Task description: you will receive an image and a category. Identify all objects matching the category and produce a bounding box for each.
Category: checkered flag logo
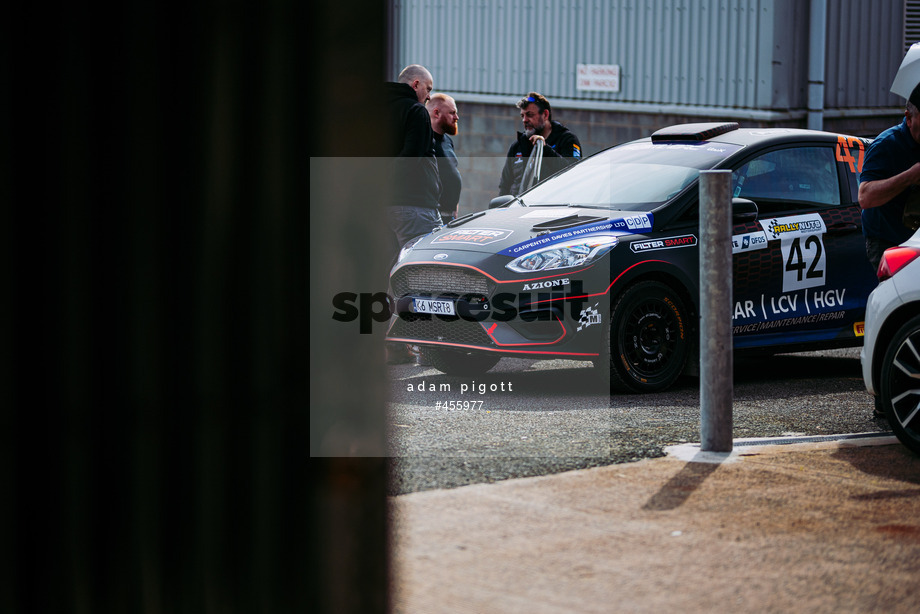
[577,302,601,331]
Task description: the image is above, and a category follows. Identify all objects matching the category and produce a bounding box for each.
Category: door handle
[827,223,857,235]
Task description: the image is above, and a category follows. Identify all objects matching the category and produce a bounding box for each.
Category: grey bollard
[699,170,733,452]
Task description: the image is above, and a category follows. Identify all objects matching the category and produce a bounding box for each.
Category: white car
[861,227,920,455]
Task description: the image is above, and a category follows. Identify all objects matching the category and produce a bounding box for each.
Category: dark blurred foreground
[3,2,320,612]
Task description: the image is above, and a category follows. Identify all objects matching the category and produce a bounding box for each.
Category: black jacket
[385,82,441,208]
[498,120,582,196]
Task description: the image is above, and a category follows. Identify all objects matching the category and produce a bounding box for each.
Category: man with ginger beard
[427,93,462,224]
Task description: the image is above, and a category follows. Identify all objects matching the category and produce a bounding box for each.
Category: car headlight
[397,235,426,263]
[505,236,618,273]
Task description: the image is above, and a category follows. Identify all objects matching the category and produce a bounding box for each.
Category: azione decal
[522,278,571,291]
[499,214,653,257]
[432,228,513,245]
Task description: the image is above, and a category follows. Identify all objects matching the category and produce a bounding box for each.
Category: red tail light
[878,245,920,281]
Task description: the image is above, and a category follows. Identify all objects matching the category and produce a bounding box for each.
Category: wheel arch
[872,300,920,393]
[610,263,699,326]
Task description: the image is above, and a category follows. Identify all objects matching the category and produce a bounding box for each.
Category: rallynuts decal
[759,213,827,293]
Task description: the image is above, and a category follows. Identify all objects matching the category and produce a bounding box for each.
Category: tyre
[603,280,690,393]
[879,314,920,455]
[424,347,501,376]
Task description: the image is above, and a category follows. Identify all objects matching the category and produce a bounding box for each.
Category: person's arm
[859,162,920,209]
[538,132,582,163]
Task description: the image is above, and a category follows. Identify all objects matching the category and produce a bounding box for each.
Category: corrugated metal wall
[390,0,904,112]
[825,0,905,109]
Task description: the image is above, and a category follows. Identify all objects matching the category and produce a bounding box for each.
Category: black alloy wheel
[605,280,690,393]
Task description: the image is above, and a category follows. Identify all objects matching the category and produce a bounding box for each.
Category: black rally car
[387,122,878,392]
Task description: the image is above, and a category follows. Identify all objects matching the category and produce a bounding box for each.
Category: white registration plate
[414,298,456,316]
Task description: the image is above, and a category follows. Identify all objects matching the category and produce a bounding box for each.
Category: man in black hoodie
[384,65,441,364]
[498,92,582,196]
[384,65,442,266]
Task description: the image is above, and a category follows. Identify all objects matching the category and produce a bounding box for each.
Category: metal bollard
[699,170,733,452]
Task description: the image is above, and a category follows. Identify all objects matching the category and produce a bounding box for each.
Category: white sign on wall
[576,64,620,93]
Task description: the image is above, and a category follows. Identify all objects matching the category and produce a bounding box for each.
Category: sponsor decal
[433,253,449,260]
[572,144,582,158]
[499,214,652,256]
[760,213,826,239]
[577,303,602,331]
[731,288,850,333]
[619,142,744,155]
[432,228,513,245]
[523,278,570,291]
[731,231,768,254]
[854,321,865,337]
[732,310,847,335]
[624,215,653,231]
[630,234,697,253]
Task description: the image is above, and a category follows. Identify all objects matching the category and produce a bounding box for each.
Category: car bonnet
[411,206,654,256]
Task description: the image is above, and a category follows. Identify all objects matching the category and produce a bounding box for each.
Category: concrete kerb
[666,431,898,464]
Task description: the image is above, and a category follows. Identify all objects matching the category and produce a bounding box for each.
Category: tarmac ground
[391,435,920,613]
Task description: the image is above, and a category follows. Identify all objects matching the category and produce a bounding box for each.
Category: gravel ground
[387,347,889,494]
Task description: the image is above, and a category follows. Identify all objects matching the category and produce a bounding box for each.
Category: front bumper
[386,262,606,358]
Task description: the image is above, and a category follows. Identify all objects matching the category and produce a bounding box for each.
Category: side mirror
[732,197,758,223]
[489,195,516,209]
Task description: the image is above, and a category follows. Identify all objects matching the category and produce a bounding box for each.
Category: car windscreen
[523,141,744,210]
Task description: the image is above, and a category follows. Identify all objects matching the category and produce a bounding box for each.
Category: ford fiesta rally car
[386,122,879,392]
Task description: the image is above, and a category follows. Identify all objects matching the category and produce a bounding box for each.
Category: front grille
[392,265,493,297]
[389,314,493,347]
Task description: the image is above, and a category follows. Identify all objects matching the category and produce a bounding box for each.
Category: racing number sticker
[781,234,826,291]
[760,214,827,292]
[835,136,865,174]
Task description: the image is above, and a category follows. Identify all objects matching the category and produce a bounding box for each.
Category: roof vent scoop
[651,122,740,143]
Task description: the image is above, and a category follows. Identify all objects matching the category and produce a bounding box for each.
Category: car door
[728,143,877,350]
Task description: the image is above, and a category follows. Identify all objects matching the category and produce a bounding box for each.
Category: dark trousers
[866,236,899,273]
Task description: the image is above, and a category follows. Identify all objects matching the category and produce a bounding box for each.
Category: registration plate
[414,298,456,316]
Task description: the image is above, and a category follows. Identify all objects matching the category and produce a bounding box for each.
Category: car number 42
[782,234,826,291]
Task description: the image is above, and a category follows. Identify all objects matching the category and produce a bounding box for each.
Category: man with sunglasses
[498,92,583,196]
